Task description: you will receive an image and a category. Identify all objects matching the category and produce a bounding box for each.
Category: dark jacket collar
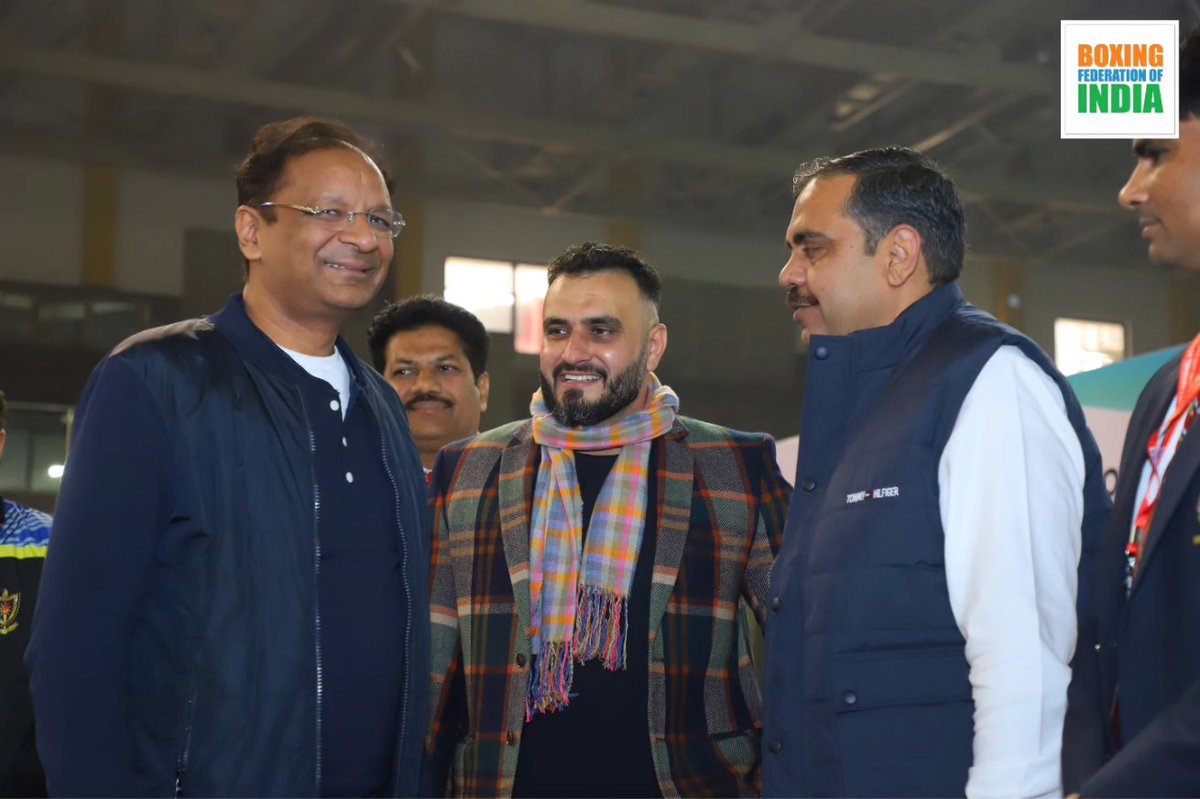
[807,282,965,372]
[209,293,370,395]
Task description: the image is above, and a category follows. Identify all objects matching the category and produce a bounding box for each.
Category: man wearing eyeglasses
[26,117,430,798]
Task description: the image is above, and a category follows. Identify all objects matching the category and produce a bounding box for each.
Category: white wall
[421,199,606,293]
[640,227,785,289]
[1,155,234,295]
[1,154,1191,360]
[116,169,232,295]
[1024,262,1175,355]
[1,155,84,285]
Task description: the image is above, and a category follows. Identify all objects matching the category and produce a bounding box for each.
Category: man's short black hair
[367,295,490,380]
[791,146,966,287]
[0,389,6,431]
[1183,26,1200,119]
[547,242,662,310]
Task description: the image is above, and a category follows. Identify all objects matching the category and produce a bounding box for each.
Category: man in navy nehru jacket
[761,147,1110,798]
[27,116,429,798]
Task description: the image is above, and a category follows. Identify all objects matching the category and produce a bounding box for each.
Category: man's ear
[235,206,263,262]
[645,322,668,372]
[884,224,923,287]
[475,372,491,415]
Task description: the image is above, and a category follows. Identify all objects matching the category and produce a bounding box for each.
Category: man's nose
[561,331,592,364]
[1119,162,1149,210]
[779,251,806,289]
[413,367,441,394]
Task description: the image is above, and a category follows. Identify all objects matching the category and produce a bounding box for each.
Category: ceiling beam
[0,126,1141,270]
[0,45,1115,212]
[385,0,1054,95]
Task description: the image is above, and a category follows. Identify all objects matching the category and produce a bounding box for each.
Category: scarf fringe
[573,584,628,670]
[526,586,629,720]
[527,640,573,720]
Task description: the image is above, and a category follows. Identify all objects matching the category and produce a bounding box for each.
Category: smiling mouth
[555,366,605,388]
[324,261,376,275]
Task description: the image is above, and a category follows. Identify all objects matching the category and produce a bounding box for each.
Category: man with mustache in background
[369,296,491,477]
[761,147,1110,798]
[426,241,791,798]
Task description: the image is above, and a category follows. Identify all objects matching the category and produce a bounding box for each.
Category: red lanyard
[1127,335,1200,585]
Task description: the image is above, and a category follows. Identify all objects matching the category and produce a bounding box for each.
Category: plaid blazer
[427,416,790,798]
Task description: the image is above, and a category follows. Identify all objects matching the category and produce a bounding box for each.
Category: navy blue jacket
[763,284,1108,797]
[1063,352,1200,797]
[26,295,430,797]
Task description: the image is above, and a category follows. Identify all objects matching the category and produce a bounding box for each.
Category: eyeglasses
[256,202,406,239]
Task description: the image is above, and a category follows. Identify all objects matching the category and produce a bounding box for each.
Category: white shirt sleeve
[939,345,1086,799]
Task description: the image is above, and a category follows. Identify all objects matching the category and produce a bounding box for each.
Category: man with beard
[368,296,490,476]
[761,147,1110,798]
[426,241,791,798]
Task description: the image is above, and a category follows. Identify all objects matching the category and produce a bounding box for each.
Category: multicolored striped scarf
[526,373,679,718]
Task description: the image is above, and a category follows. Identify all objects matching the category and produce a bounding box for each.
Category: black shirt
[512,449,662,798]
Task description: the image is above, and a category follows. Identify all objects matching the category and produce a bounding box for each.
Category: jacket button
[768,739,783,754]
[843,690,858,705]
[506,730,517,745]
[801,478,816,492]
[1094,643,1102,653]
[516,653,527,667]
[771,596,782,611]
[814,346,829,360]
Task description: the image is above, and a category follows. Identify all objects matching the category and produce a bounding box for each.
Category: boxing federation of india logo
[0,589,20,635]
[1061,20,1178,139]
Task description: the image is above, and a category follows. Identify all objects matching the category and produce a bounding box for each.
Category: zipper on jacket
[173,690,195,798]
[378,413,415,797]
[298,392,324,795]
[173,606,203,796]
[312,429,324,795]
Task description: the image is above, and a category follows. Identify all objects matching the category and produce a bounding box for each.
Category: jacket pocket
[829,646,973,797]
[710,727,761,795]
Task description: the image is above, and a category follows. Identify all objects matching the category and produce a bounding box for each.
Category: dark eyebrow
[391,353,461,365]
[583,316,622,330]
[787,230,830,250]
[1132,139,1168,157]
[542,315,623,332]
